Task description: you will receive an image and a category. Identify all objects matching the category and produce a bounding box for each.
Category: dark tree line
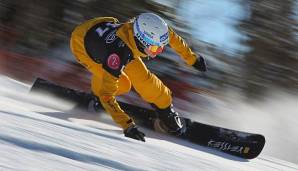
[0,0,297,98]
[240,0,298,98]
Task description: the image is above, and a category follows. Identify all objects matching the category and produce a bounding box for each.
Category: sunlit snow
[0,76,297,171]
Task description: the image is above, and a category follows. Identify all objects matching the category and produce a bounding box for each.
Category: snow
[0,76,298,171]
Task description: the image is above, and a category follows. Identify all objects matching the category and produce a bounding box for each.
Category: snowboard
[30,78,265,159]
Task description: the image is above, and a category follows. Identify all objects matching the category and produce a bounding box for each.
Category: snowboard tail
[30,78,265,159]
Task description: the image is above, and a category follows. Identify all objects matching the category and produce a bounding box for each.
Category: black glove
[124,125,146,142]
[192,55,207,72]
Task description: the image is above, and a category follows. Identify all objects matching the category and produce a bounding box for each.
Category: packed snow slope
[0,76,297,171]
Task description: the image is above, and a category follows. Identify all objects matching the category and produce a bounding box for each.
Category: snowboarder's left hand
[192,55,207,72]
[124,125,146,142]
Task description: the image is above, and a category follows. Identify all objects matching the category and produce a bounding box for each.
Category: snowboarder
[70,13,207,142]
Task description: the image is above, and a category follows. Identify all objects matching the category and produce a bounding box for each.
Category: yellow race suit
[70,17,198,130]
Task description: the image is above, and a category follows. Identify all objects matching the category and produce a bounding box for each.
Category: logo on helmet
[136,32,152,47]
[160,32,169,43]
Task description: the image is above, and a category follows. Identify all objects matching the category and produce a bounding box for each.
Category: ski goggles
[146,45,164,56]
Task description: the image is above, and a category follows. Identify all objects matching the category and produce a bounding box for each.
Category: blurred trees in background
[240,0,298,98]
[0,0,297,99]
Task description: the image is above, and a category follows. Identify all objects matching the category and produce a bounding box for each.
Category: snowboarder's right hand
[124,125,146,142]
[192,55,207,72]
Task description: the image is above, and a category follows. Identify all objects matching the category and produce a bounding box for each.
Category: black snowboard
[30,78,265,159]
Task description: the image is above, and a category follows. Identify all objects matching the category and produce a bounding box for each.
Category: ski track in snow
[0,76,297,171]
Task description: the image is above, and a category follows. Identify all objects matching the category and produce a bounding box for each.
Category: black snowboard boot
[155,104,185,135]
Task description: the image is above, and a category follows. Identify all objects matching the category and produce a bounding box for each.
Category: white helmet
[133,13,169,48]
